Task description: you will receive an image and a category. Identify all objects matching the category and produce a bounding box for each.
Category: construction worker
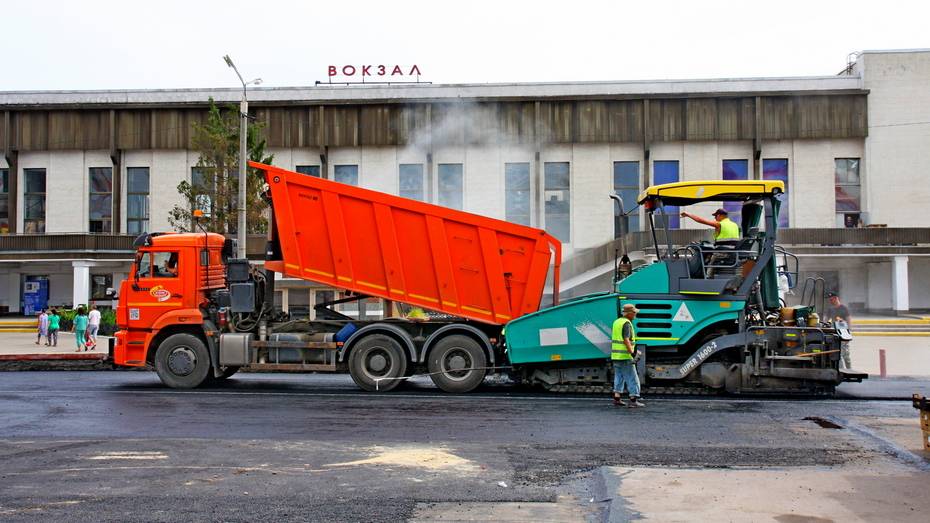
[827,293,853,369]
[611,304,645,408]
[680,208,741,244]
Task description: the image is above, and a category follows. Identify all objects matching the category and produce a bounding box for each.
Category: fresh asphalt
[0,371,926,522]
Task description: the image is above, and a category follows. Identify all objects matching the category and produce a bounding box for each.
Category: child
[47,309,60,347]
[72,306,88,352]
[36,308,49,345]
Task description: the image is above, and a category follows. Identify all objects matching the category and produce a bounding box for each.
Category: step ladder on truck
[112,164,866,395]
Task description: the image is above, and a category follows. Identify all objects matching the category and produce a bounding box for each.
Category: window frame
[543,161,571,242]
[0,168,8,233]
[399,163,425,201]
[652,160,680,229]
[23,168,47,233]
[88,167,114,233]
[504,162,532,226]
[295,165,321,178]
[126,167,150,234]
[613,161,640,236]
[834,158,862,227]
[437,163,464,210]
[334,164,359,186]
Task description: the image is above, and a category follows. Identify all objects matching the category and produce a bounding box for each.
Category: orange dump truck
[114,162,561,392]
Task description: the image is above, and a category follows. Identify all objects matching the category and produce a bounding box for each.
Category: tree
[168,98,273,234]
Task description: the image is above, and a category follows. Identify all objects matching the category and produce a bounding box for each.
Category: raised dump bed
[255,162,561,325]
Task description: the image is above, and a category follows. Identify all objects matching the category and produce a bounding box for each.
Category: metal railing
[559,227,930,282]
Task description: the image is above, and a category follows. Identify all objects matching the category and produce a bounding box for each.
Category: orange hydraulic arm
[252,162,561,325]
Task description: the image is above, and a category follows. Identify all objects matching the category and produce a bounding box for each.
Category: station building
[0,49,928,316]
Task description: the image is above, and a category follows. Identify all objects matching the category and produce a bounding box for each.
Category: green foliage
[58,309,76,322]
[100,308,117,326]
[168,98,274,234]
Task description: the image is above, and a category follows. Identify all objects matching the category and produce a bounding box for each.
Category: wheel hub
[443,349,472,381]
[167,347,196,376]
[368,353,388,373]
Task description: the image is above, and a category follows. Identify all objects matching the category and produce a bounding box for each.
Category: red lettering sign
[326,65,422,80]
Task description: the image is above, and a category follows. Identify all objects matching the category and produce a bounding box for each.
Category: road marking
[85,451,168,460]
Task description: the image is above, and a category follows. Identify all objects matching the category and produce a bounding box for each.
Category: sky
[1,0,928,91]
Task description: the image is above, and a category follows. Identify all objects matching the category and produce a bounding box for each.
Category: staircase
[853,317,930,337]
[0,317,39,333]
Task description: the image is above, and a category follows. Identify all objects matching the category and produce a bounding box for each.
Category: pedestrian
[47,308,60,347]
[72,306,88,352]
[36,308,50,345]
[827,293,852,369]
[87,304,101,343]
[611,303,645,408]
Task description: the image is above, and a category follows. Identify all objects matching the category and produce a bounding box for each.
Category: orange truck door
[124,250,187,327]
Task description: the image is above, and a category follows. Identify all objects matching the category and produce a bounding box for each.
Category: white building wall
[792,139,864,228]
[465,144,502,219]
[149,150,189,232]
[858,50,930,226]
[570,143,611,250]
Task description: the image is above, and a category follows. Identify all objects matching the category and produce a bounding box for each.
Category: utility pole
[223,55,261,259]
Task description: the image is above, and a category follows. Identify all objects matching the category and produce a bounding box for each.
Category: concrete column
[72,261,92,308]
[7,271,21,313]
[892,256,910,312]
[281,287,289,313]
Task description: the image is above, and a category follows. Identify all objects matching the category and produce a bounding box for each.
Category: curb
[0,353,107,362]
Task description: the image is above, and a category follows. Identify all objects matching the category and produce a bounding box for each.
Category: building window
[762,159,789,228]
[191,167,213,217]
[296,165,321,177]
[91,274,113,300]
[399,164,425,201]
[24,168,46,233]
[127,167,150,234]
[653,161,680,229]
[722,159,749,222]
[438,163,463,210]
[613,161,640,236]
[89,167,113,233]
[505,162,531,226]
[835,158,861,228]
[334,165,358,186]
[544,162,571,242]
[0,168,8,233]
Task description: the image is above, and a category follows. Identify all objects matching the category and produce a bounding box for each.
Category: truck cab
[113,232,229,380]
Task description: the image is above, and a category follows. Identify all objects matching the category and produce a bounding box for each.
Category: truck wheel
[348,334,408,392]
[427,335,487,393]
[154,333,211,389]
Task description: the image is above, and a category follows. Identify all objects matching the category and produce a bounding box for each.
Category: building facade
[0,49,928,315]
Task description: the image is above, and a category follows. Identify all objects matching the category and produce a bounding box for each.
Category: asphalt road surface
[1,372,927,522]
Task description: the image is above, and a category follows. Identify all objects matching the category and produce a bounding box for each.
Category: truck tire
[427,335,487,393]
[154,333,211,389]
[348,334,408,392]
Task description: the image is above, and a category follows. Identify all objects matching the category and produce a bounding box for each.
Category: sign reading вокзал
[327,64,423,81]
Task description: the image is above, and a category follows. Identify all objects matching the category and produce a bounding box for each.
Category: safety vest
[714,217,740,241]
[611,317,635,361]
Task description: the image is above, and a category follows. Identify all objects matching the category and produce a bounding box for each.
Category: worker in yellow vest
[680,208,741,244]
[611,303,645,408]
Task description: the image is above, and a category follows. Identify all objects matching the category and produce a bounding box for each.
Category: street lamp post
[223,55,261,259]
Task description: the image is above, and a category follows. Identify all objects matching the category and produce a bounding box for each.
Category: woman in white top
[87,304,101,342]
